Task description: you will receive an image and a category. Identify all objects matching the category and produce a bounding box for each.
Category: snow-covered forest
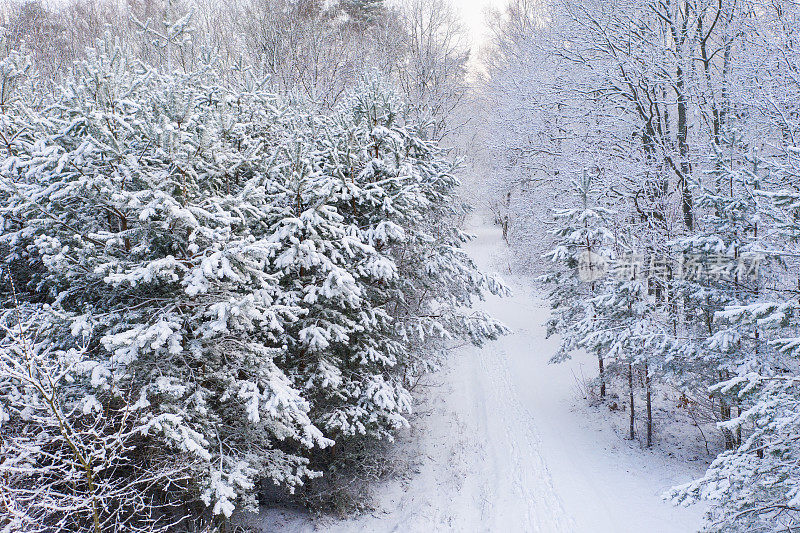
[482,0,800,530]
[2,0,800,531]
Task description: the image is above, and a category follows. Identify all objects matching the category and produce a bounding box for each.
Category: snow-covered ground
[244,218,707,532]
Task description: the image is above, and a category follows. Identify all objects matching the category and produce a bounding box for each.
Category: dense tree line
[483,0,800,530]
[0,2,506,531]
[0,0,468,139]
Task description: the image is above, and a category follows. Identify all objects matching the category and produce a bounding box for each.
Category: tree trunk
[628,362,635,440]
[598,352,606,400]
[502,191,511,243]
[717,372,735,449]
[676,63,694,231]
[735,405,742,447]
[719,398,735,450]
[645,362,652,447]
[720,398,735,450]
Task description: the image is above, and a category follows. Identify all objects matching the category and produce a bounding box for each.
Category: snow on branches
[490,0,800,528]
[0,38,505,530]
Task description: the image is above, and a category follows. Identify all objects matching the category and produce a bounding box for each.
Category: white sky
[450,0,508,54]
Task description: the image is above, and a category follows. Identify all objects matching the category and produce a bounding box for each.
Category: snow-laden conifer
[669,148,800,531]
[542,172,615,398]
[0,40,329,528]
[0,41,507,528]
[265,76,509,450]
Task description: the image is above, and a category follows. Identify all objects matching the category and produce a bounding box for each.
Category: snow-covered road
[249,219,706,532]
[453,220,706,532]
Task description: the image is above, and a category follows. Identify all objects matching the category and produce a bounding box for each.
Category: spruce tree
[543,171,615,399]
[670,146,800,531]
[266,76,509,463]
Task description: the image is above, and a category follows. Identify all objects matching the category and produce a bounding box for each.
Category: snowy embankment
[246,218,706,532]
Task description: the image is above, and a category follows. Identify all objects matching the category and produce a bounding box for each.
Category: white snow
[244,217,707,532]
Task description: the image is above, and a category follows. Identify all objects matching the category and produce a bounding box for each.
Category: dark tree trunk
[645,362,652,447]
[676,64,694,231]
[628,362,635,440]
[598,352,606,400]
[718,372,735,450]
[502,191,511,243]
[735,405,742,447]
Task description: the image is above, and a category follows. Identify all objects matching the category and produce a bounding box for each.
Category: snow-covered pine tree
[0,44,35,294]
[265,76,509,467]
[664,133,766,449]
[0,36,507,526]
[563,177,674,446]
[669,146,800,531]
[559,179,662,442]
[583,256,653,440]
[0,40,330,529]
[327,77,509,365]
[542,171,615,399]
[341,0,387,26]
[265,107,413,445]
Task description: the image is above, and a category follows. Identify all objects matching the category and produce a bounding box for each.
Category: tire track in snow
[467,318,575,532]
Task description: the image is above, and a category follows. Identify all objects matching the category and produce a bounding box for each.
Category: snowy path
[461,221,706,533]
[248,219,706,532]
